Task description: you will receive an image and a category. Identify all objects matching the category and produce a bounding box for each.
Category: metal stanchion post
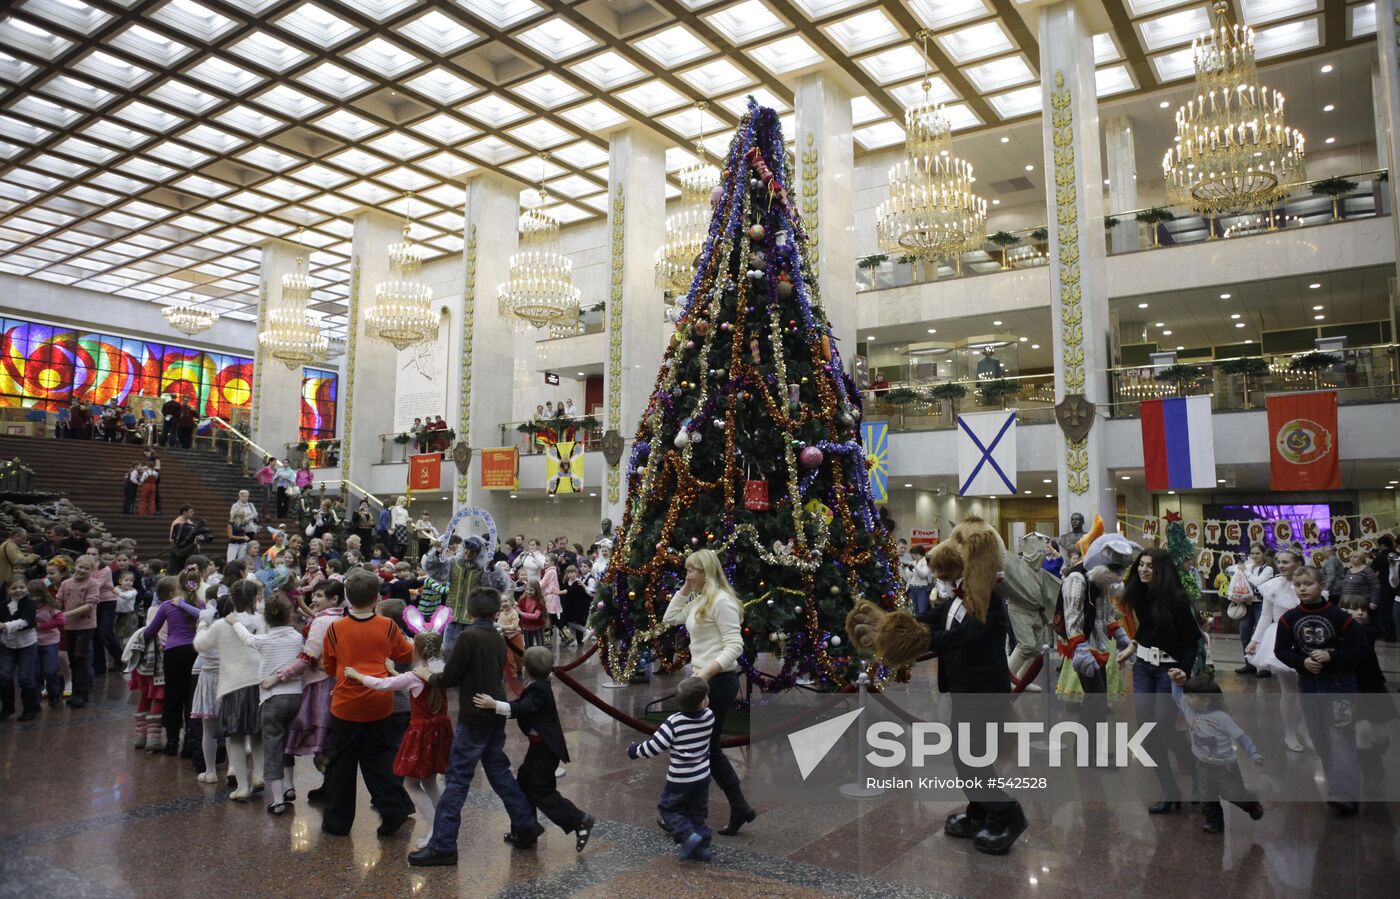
[1029,642,1066,754]
[839,672,884,799]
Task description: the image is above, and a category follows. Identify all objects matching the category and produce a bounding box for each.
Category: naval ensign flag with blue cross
[957,410,1018,497]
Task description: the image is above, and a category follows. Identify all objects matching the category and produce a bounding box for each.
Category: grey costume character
[1000,533,1060,691]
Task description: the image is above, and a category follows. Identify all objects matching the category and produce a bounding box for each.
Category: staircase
[0,434,260,563]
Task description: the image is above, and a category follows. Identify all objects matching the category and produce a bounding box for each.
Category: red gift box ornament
[743,464,770,511]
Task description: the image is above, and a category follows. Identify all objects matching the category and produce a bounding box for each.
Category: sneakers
[196,771,219,784]
[229,787,252,802]
[677,832,704,861]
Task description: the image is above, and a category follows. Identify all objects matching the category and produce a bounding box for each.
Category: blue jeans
[443,621,467,657]
[907,585,932,616]
[658,777,711,843]
[1238,602,1262,661]
[0,642,38,715]
[1299,673,1360,803]
[1132,660,1193,799]
[37,644,61,705]
[429,718,538,852]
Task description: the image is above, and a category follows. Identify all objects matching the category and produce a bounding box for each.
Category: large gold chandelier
[1162,0,1305,213]
[499,153,580,330]
[366,194,437,351]
[655,102,720,295]
[258,230,328,368]
[163,295,219,336]
[877,31,986,259]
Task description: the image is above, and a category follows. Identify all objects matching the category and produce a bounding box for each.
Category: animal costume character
[1054,533,1136,702]
[1002,533,1060,692]
[864,516,1029,857]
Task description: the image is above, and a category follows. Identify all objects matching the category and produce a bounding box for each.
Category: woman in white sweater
[662,548,755,836]
[194,580,265,800]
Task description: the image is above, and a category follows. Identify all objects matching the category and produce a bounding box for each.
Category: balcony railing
[498,417,604,456]
[864,345,1398,434]
[284,437,341,469]
[855,170,1389,292]
[1107,344,1399,417]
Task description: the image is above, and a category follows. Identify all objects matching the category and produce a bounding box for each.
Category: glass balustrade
[854,171,1389,292]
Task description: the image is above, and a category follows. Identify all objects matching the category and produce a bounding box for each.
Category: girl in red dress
[344,629,452,849]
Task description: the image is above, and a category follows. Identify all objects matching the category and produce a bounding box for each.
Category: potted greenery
[1135,208,1176,247]
[392,433,411,444]
[1155,363,1202,397]
[1289,351,1341,389]
[929,381,967,425]
[1217,357,1269,409]
[1104,216,1120,230]
[856,253,888,289]
[987,231,1020,269]
[1309,176,1359,222]
[1030,227,1048,245]
[884,387,924,406]
[896,253,924,283]
[977,378,1021,408]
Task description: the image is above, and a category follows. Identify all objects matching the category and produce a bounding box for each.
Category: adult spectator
[178,402,197,449]
[169,505,203,574]
[60,522,93,557]
[255,456,277,519]
[1371,535,1398,642]
[0,530,38,583]
[58,555,100,708]
[144,450,163,514]
[273,459,297,518]
[227,490,258,562]
[161,395,182,447]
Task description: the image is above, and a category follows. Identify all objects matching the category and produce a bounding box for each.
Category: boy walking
[319,569,417,836]
[473,646,594,852]
[409,587,541,867]
[628,676,715,861]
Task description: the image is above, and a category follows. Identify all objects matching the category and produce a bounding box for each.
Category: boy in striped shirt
[627,676,715,861]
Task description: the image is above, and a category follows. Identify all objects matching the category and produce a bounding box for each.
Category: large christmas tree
[592,103,904,691]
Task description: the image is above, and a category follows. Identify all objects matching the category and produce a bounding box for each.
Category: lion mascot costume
[844,516,1029,856]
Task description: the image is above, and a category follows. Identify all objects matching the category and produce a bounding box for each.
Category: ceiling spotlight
[992,199,1001,205]
[1320,64,1333,73]
[1019,336,1028,342]
[1162,329,1172,335]
[992,320,1002,326]
[1000,136,1010,143]
[1235,322,1246,328]
[1030,343,1040,349]
[1217,479,1226,484]
[1138,302,1149,308]
[1314,314,1325,320]
[1120,475,1131,481]
[1309,282,1321,289]
[1230,313,1241,319]
[1024,164,1034,171]
[1175,346,1184,351]
[1219,292,1231,299]
[1154,322,1165,327]
[903,483,913,488]
[1324,137,1335,144]
[927,328,937,334]
[1167,490,1176,495]
[1043,478,1052,483]
[1103,179,1110,185]
[1323,104,1334,112]
[1158,100,1170,108]
[576,371,585,375]
[1312,304,1323,311]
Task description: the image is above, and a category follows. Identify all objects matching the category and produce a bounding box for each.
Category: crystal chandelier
[366,194,438,351]
[1162,0,1305,213]
[655,103,720,295]
[162,296,219,336]
[876,31,987,259]
[499,153,580,330]
[258,229,328,368]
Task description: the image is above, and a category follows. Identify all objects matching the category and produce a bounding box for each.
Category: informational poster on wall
[393,324,449,431]
[910,528,939,548]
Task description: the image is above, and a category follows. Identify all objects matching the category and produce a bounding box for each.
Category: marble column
[1103,115,1139,253]
[457,173,526,525]
[792,72,856,361]
[342,210,402,497]
[600,127,668,523]
[1375,9,1400,273]
[1039,1,1116,533]
[249,240,305,461]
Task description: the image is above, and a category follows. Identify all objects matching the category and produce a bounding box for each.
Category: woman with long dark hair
[168,505,202,574]
[1121,547,1200,814]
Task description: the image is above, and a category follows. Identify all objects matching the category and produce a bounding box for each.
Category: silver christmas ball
[689,429,702,445]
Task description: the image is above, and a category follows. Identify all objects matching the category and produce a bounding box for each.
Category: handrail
[311,477,387,511]
[1102,169,1387,224]
[209,416,279,464]
[1105,342,1399,374]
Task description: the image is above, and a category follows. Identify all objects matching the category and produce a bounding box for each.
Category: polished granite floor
[1,635,1396,899]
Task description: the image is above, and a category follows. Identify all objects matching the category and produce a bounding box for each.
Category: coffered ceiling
[0,0,1374,340]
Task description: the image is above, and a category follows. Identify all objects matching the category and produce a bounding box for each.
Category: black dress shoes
[407,847,458,867]
[1234,663,1256,675]
[944,809,987,839]
[973,806,1028,855]
[717,805,756,836]
[507,822,545,849]
[1148,800,1183,814]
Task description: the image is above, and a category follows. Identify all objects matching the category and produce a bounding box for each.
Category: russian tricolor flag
[1140,396,1217,491]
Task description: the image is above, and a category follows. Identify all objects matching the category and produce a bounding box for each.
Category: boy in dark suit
[474,645,594,852]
